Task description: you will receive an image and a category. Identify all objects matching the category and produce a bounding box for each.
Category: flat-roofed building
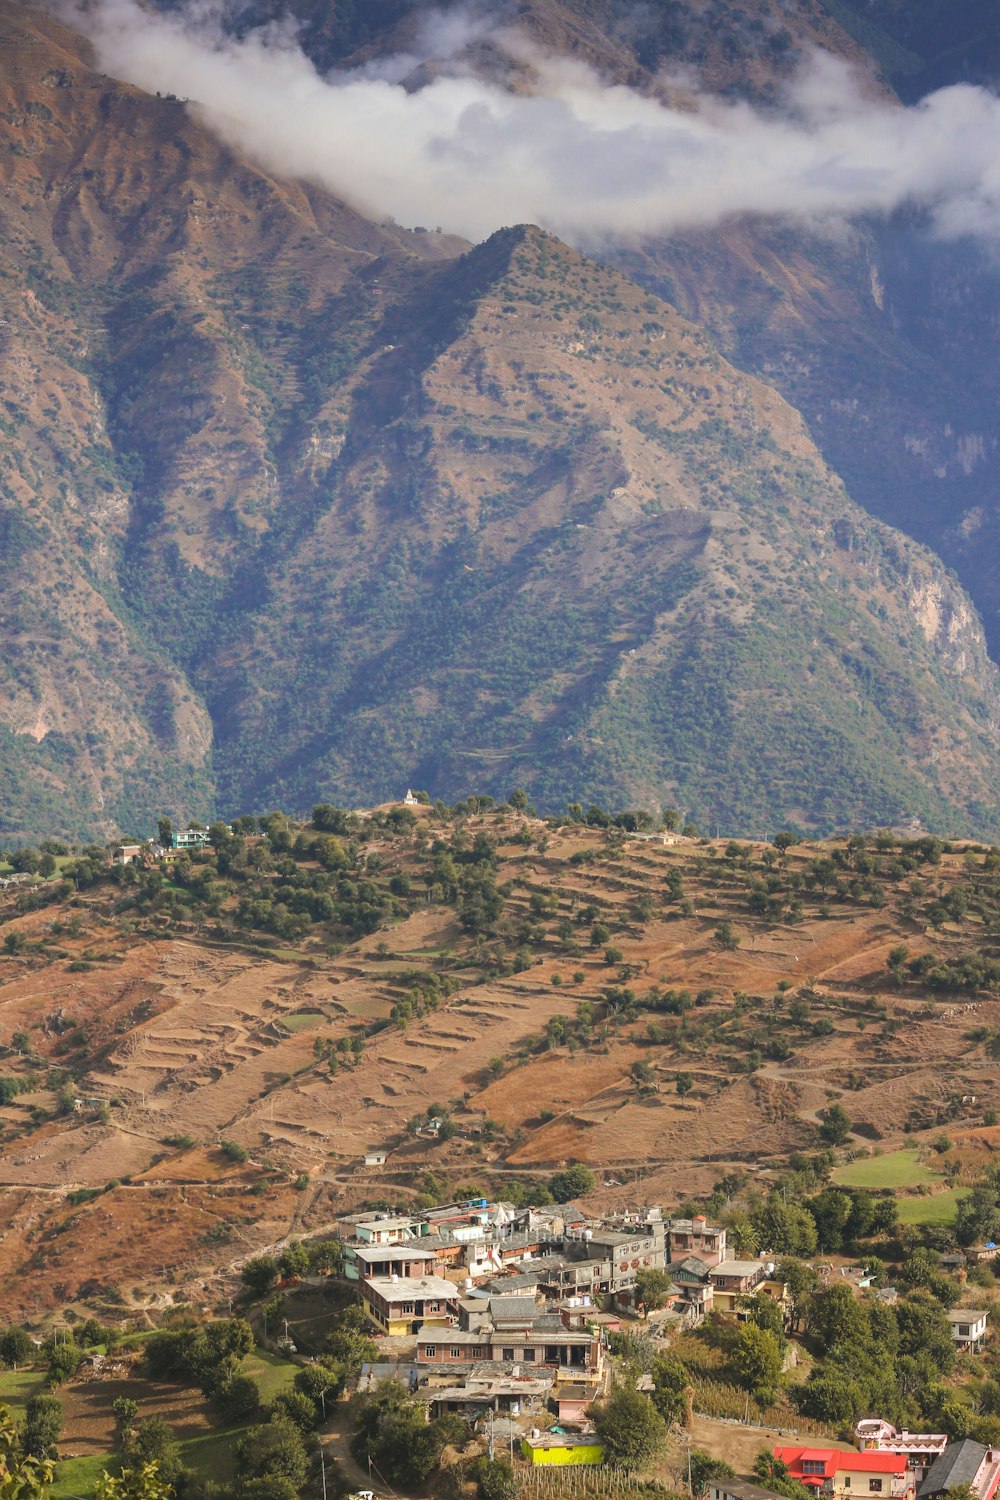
[361,1274,456,1335]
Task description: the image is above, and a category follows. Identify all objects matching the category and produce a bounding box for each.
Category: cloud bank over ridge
[62,0,1000,245]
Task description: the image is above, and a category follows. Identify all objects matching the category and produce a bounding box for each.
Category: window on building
[959,1326,970,1337]
[843,1478,851,1489]
[869,1481,883,1492]
[425,1347,437,1359]
[502,1348,515,1361]
[523,1349,535,1361]
[803,1462,826,1476]
[450,1347,462,1359]
[400,1303,414,1314]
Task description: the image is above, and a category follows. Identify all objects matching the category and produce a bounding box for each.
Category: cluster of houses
[329,1197,995,1470]
[333,1199,792,1463]
[112,828,212,867]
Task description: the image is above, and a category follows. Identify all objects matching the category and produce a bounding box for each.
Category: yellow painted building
[522,1435,605,1467]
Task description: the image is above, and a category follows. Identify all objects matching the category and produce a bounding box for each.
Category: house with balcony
[947,1309,989,1352]
[709,1258,769,1314]
[855,1421,947,1486]
[361,1274,456,1335]
[344,1243,441,1282]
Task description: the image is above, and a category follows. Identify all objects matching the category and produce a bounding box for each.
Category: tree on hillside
[651,1354,690,1425]
[472,1455,517,1500]
[548,1164,595,1201]
[818,1104,852,1145]
[691,1451,736,1494]
[241,1255,278,1298]
[0,1327,34,1369]
[734,1323,783,1397]
[590,1388,667,1473]
[635,1270,674,1311]
[235,1416,308,1490]
[22,1395,62,1460]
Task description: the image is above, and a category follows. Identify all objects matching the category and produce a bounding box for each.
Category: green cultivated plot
[832,1149,938,1190]
[0,1368,45,1419]
[895,1188,963,1225]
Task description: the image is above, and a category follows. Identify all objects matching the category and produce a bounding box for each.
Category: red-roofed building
[775,1447,914,1500]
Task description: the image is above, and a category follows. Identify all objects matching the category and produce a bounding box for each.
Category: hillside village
[4,800,1000,1494]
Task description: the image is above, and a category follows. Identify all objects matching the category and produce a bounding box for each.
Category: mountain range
[4,0,1000,840]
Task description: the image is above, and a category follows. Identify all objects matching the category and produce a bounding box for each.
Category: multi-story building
[947,1309,989,1352]
[855,1421,947,1487]
[709,1259,769,1314]
[361,1274,456,1335]
[666,1214,728,1267]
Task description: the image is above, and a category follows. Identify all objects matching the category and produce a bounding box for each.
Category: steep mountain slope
[280,0,1000,664]
[4,0,1000,838]
[0,0,455,839]
[208,224,1000,835]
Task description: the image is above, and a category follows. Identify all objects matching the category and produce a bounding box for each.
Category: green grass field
[280,1011,326,1032]
[895,1188,963,1225]
[242,1350,297,1402]
[0,1368,47,1420]
[51,1451,113,1499]
[832,1149,939,1190]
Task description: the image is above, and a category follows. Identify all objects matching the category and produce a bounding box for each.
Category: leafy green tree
[955,1185,1000,1247]
[0,1414,52,1496]
[325,1306,377,1375]
[691,1451,736,1493]
[818,1104,852,1145]
[22,1395,62,1461]
[714,921,740,950]
[130,1419,184,1488]
[276,1241,310,1279]
[113,1397,138,1443]
[795,1363,868,1426]
[752,1197,817,1256]
[241,1255,278,1298]
[548,1164,595,1201]
[590,1388,667,1473]
[235,1416,308,1489]
[635,1270,674,1311]
[734,1323,783,1395]
[269,1390,318,1432]
[742,1293,786,1348]
[95,1465,173,1500]
[214,1374,260,1424]
[0,1328,34,1369]
[776,1258,817,1330]
[808,1187,853,1251]
[43,1337,81,1386]
[651,1354,690,1425]
[472,1455,517,1500]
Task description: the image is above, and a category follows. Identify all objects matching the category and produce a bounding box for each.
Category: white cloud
[58,0,1000,244]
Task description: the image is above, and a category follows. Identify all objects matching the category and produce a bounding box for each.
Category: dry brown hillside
[0,805,998,1318]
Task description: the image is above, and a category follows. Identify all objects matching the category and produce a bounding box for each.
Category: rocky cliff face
[2,0,1000,839]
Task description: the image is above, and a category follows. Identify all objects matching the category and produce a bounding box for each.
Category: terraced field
[0,808,998,1312]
